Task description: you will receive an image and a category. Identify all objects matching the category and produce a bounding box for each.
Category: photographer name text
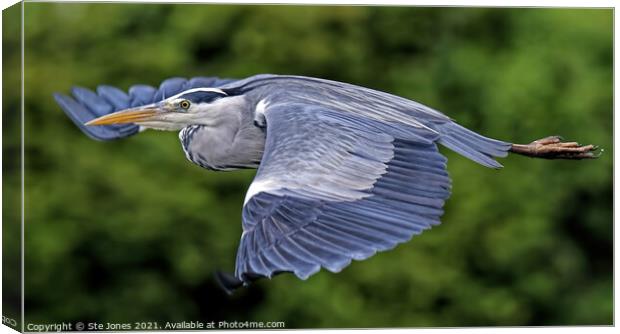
[26,320,286,331]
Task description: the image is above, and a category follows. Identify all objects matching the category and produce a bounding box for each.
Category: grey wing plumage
[234,74,512,168]
[54,76,236,141]
[235,103,453,284]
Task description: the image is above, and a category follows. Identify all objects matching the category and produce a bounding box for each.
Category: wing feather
[54,76,237,141]
[234,103,451,284]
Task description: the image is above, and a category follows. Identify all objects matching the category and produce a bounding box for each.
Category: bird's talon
[511,136,600,160]
[594,149,604,158]
[534,136,562,145]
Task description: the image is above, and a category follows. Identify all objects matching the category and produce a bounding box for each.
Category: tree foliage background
[2,3,613,327]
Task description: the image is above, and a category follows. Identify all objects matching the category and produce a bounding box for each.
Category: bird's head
[86,88,235,131]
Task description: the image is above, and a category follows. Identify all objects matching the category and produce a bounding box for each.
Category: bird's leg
[510,136,600,160]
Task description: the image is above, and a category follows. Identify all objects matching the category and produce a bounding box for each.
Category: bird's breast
[179,125,217,170]
[179,123,265,171]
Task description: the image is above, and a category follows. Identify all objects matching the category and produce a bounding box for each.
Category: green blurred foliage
[2,3,22,328]
[2,3,611,327]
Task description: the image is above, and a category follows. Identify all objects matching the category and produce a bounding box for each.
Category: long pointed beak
[85,104,161,126]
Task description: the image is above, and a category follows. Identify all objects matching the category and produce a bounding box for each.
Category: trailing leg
[510,136,600,160]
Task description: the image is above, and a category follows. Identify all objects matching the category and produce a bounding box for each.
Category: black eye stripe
[178,91,226,104]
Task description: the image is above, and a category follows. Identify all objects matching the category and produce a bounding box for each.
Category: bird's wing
[229,75,511,168]
[234,103,452,284]
[54,77,236,141]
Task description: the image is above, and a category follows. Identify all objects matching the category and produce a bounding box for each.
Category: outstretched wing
[233,103,452,285]
[54,76,236,141]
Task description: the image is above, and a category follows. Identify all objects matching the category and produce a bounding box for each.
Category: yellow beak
[85,105,160,126]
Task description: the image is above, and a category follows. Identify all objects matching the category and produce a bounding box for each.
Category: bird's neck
[179,111,265,171]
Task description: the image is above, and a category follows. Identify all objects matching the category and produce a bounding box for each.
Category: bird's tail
[434,122,512,169]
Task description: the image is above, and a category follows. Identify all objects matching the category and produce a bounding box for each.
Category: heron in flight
[54,75,598,292]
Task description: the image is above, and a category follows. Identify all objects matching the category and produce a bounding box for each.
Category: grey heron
[54,74,598,293]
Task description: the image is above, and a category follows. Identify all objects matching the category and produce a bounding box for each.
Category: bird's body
[177,75,504,172]
[54,74,598,292]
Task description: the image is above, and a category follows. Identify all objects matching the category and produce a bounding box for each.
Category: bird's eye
[179,100,191,110]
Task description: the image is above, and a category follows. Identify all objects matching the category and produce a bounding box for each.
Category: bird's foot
[510,136,601,160]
